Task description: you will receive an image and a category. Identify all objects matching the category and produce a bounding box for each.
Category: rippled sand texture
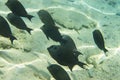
[0,0,120,80]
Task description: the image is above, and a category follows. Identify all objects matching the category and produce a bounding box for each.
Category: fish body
[61,35,83,57]
[0,15,17,44]
[5,0,34,21]
[7,13,32,34]
[37,10,55,26]
[41,25,65,43]
[38,9,66,43]
[47,45,86,71]
[93,29,108,53]
[47,64,71,80]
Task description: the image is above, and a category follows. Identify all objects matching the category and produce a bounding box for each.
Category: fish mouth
[47,45,54,53]
[47,46,52,51]
[47,45,57,50]
[47,64,54,71]
[5,3,7,5]
[47,66,50,70]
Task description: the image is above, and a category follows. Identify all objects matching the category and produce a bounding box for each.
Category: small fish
[47,64,71,80]
[37,10,55,26]
[0,15,17,44]
[41,25,65,43]
[93,29,108,53]
[5,0,34,21]
[7,13,32,34]
[61,35,83,57]
[47,45,86,71]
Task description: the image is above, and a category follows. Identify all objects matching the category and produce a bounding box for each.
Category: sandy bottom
[0,0,120,80]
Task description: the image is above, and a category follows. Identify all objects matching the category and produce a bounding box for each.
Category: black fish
[0,15,17,44]
[93,29,108,53]
[37,10,55,26]
[5,0,34,21]
[47,45,86,71]
[7,13,32,34]
[61,35,83,57]
[41,25,65,43]
[47,64,71,80]
[37,9,66,43]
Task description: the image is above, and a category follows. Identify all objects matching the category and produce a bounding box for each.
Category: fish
[37,10,55,26]
[5,0,34,21]
[47,64,71,80]
[41,25,66,43]
[0,15,17,44]
[47,45,86,71]
[37,9,66,43]
[7,13,33,34]
[61,35,83,57]
[93,29,108,53]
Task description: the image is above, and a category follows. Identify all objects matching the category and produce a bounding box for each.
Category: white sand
[0,0,120,80]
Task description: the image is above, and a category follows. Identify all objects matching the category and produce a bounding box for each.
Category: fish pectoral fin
[68,65,74,71]
[73,50,83,57]
[40,26,50,40]
[55,26,60,29]
[78,61,87,69]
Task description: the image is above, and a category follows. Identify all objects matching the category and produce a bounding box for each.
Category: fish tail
[77,61,87,69]
[26,28,33,35]
[104,48,108,53]
[10,35,17,44]
[27,15,34,21]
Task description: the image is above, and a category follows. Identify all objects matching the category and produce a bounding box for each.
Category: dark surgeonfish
[47,64,71,80]
[41,25,65,43]
[37,9,55,26]
[7,13,32,34]
[5,0,34,21]
[93,29,108,53]
[47,45,86,71]
[61,35,83,57]
[0,15,17,44]
[37,9,65,43]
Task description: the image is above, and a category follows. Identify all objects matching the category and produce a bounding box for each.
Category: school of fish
[0,0,109,80]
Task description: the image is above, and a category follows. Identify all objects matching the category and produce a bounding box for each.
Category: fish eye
[49,45,54,48]
[53,46,57,50]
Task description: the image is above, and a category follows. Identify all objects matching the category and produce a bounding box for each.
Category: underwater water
[0,0,120,80]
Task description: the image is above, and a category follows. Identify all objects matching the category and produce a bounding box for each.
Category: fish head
[61,35,74,45]
[6,13,14,20]
[37,10,47,22]
[47,45,60,54]
[47,64,61,75]
[47,64,58,71]
[47,45,62,62]
[61,35,77,51]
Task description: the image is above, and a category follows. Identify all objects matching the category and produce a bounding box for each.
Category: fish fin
[104,48,108,53]
[26,28,33,35]
[60,39,67,45]
[42,32,50,40]
[68,65,74,71]
[10,35,17,44]
[40,26,50,40]
[77,61,87,69]
[73,50,83,57]
[27,15,34,21]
